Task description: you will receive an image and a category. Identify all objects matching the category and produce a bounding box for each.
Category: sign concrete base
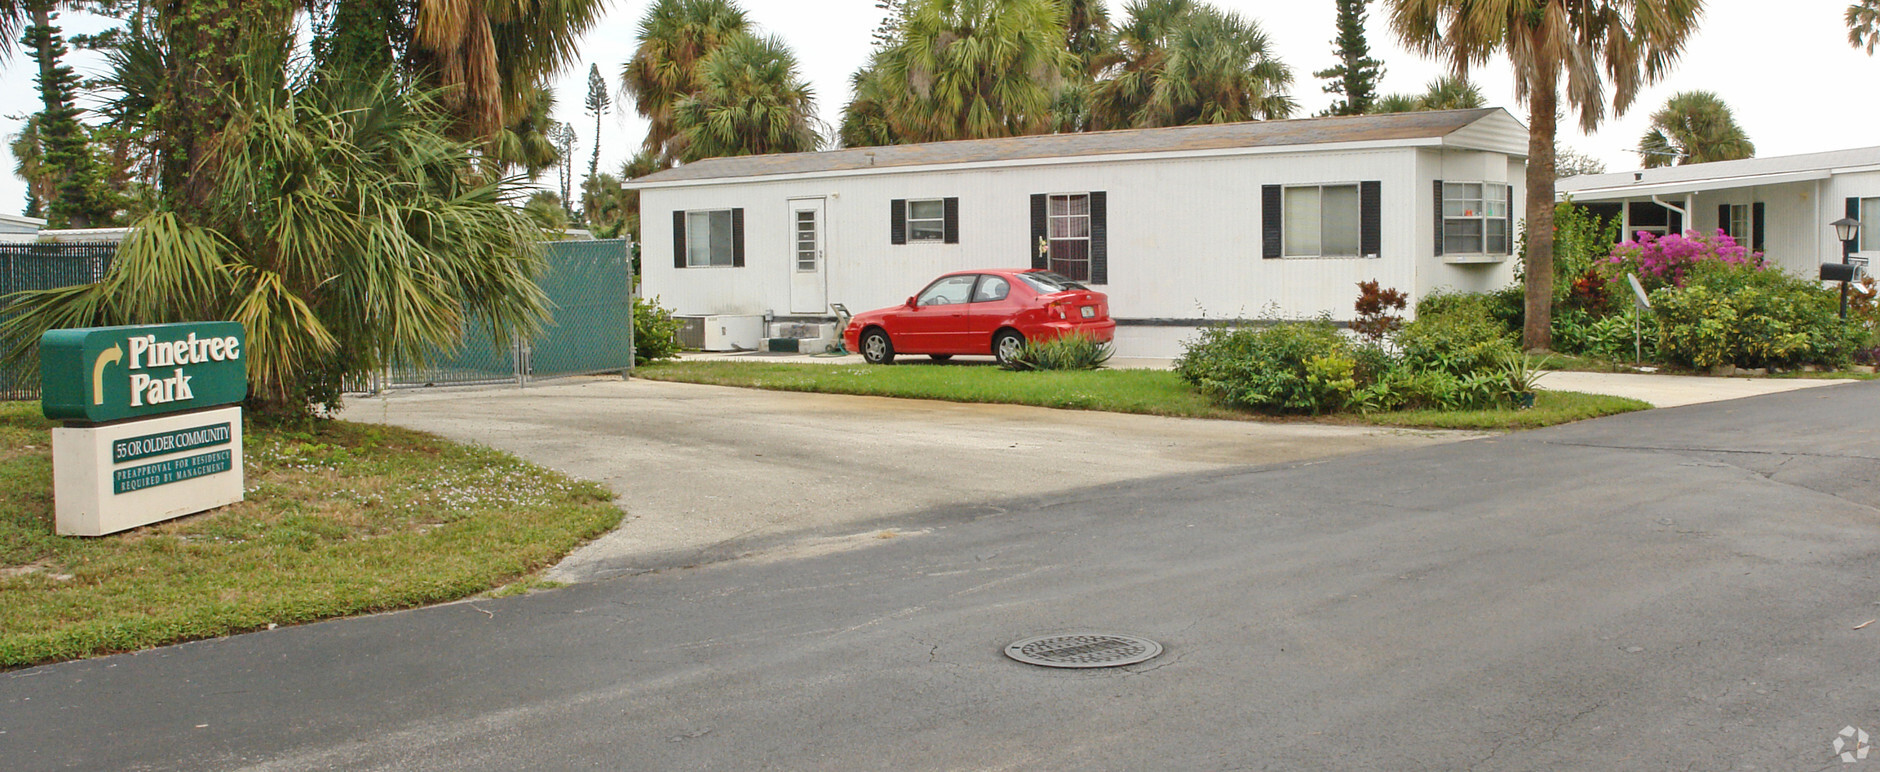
[53,406,245,536]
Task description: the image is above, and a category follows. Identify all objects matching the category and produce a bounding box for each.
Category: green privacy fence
[0,242,117,401]
[2,239,630,400]
[372,238,634,390]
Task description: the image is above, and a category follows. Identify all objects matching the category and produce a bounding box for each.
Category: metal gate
[372,239,635,391]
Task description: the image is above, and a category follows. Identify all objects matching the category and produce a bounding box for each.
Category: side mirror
[905,296,917,309]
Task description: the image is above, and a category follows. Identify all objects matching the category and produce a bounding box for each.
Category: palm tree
[622,0,751,161]
[673,33,822,161]
[407,0,607,142]
[1092,0,1293,130]
[838,58,900,147]
[1387,0,1704,351]
[1416,74,1485,110]
[1851,0,1880,53]
[490,85,562,180]
[1370,74,1486,113]
[859,0,1075,143]
[615,149,672,241]
[1065,0,1114,77]
[1637,90,1753,168]
[2,70,547,418]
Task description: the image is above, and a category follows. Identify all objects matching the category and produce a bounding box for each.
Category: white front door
[789,198,827,314]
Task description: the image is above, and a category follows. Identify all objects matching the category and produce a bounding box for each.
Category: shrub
[633,295,685,365]
[1003,333,1114,371]
[1650,262,1861,370]
[1175,319,1357,415]
[1605,229,1760,291]
[1417,287,1523,337]
[1352,281,1407,344]
[1397,301,1520,377]
[1552,202,1623,302]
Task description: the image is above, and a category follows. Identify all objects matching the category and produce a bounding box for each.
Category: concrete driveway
[346,378,1475,582]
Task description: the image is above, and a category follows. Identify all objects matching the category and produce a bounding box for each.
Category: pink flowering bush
[1605,229,1761,290]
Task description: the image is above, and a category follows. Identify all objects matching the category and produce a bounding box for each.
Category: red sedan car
[843,269,1115,365]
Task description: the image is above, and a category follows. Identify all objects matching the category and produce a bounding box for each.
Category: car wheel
[993,330,1025,366]
[861,329,896,365]
[929,355,953,362]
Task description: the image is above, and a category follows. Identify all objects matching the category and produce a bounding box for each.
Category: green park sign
[41,322,248,424]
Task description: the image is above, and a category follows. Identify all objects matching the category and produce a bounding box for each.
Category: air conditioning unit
[674,315,764,351]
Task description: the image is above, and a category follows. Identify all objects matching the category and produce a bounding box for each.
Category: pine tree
[584,63,611,188]
[1313,0,1384,116]
[21,1,116,227]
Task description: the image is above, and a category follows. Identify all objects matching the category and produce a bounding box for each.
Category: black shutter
[1089,191,1107,284]
[673,211,687,268]
[1751,202,1766,253]
[890,199,907,245]
[1717,204,1731,238]
[943,197,959,244]
[1360,181,1381,258]
[1030,193,1048,269]
[731,208,745,267]
[1432,180,1445,257]
[1849,198,1863,249]
[1261,184,1282,258]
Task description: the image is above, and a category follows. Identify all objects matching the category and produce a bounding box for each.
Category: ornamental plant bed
[0,402,620,668]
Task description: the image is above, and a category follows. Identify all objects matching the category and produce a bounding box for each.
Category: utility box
[675,315,764,351]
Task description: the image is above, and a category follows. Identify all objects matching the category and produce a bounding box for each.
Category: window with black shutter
[677,208,741,267]
[1265,181,1380,258]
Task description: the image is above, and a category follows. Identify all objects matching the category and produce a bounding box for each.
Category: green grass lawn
[637,361,1650,431]
[0,402,620,668]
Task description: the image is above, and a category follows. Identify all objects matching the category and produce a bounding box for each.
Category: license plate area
[1081,306,1096,319]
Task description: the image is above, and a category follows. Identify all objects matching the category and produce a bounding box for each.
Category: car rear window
[1017,271,1086,294]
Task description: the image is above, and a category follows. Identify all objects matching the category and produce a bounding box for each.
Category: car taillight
[1048,299,1068,319]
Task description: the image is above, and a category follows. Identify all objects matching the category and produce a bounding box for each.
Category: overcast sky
[1,0,1873,218]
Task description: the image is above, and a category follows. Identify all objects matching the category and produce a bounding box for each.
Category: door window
[972,275,1010,302]
[917,275,977,306]
[794,209,817,271]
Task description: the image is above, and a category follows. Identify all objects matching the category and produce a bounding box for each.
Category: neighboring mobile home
[1556,146,1880,279]
[629,108,1529,358]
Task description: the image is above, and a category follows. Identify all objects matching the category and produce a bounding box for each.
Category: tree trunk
[1523,60,1558,352]
[155,0,296,215]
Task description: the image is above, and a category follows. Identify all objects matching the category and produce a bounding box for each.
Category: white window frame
[1443,182,1511,255]
[1724,203,1751,243]
[684,209,734,268]
[904,199,946,243]
[1283,183,1362,258]
[1046,193,1092,281]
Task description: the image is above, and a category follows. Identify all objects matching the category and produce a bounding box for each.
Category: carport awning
[1559,169,1829,202]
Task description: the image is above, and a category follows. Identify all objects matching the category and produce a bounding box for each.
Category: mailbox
[1822,262,1863,283]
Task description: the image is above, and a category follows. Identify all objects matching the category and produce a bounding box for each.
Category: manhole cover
[1004,633,1162,669]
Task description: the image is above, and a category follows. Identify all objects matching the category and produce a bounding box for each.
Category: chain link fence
[2,239,631,400]
[369,239,635,391]
[0,242,117,401]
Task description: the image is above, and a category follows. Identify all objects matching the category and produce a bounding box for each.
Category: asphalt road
[7,383,1880,770]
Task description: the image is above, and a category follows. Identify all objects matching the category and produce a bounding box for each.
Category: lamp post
[1834,216,1862,319]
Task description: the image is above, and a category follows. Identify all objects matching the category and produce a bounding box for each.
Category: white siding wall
[643,146,1524,357]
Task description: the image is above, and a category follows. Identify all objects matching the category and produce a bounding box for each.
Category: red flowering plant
[1604,229,1763,291]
